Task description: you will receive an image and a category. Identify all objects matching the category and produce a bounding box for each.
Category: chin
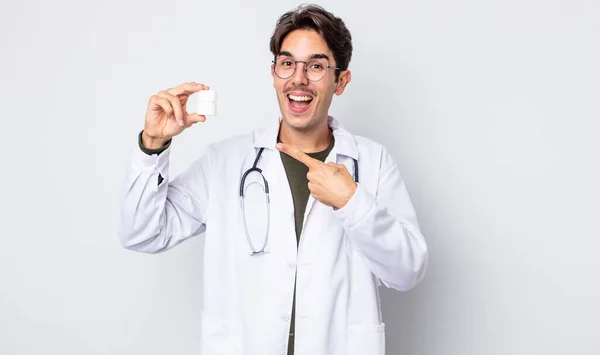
[283,113,327,133]
[283,114,312,129]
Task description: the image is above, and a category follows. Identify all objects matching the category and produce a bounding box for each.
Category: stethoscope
[239,147,359,256]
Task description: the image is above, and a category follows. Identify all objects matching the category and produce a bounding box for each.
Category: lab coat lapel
[252,118,297,253]
[252,118,294,214]
[262,148,295,218]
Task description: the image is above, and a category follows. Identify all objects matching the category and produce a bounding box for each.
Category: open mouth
[288,94,314,114]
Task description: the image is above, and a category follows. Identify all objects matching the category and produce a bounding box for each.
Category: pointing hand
[276,143,357,209]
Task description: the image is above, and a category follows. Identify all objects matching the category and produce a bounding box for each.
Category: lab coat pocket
[200,313,243,355]
[347,323,385,355]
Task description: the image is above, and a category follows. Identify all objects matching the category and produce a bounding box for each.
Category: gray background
[1,0,599,354]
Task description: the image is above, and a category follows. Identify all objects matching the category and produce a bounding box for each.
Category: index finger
[276,143,321,168]
[166,82,210,96]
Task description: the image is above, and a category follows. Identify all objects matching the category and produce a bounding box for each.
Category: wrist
[334,183,357,210]
[142,131,169,149]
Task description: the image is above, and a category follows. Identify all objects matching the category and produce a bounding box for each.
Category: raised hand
[276,143,357,209]
[142,82,210,149]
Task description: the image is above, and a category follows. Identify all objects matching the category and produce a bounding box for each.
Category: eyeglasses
[273,56,341,82]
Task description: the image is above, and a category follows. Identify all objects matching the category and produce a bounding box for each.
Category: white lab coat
[118,116,427,355]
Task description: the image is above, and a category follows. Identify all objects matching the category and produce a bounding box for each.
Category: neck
[278,119,332,153]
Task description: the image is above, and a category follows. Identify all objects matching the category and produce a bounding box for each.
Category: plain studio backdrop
[1,0,598,354]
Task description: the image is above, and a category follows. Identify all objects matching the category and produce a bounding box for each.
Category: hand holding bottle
[142,82,210,149]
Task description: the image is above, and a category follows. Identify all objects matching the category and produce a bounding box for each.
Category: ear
[334,70,352,96]
[271,63,277,88]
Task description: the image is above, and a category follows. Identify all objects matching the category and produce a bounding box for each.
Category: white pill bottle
[196,90,217,115]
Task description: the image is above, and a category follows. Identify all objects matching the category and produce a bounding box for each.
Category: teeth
[288,94,313,102]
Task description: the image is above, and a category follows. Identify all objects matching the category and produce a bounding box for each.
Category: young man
[118,4,427,355]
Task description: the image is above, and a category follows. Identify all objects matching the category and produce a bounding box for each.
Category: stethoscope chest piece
[248,247,270,256]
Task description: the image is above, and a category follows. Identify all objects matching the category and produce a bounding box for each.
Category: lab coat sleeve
[333,149,428,291]
[117,142,211,254]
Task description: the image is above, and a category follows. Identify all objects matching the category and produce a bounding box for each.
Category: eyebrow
[278,51,330,61]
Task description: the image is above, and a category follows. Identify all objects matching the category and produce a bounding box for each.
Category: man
[118,4,427,355]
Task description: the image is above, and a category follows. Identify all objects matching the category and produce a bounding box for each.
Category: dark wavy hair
[269,4,353,81]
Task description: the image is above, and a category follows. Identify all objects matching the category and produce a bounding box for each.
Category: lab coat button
[282,314,290,322]
[287,262,296,269]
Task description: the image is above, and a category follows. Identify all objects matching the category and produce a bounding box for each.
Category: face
[272,29,351,133]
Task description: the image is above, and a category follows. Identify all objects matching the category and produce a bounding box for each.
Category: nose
[291,62,309,85]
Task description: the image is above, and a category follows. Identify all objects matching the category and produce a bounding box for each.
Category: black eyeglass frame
[272,57,342,82]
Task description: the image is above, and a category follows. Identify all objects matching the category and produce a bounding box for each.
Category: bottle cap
[197,90,216,102]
